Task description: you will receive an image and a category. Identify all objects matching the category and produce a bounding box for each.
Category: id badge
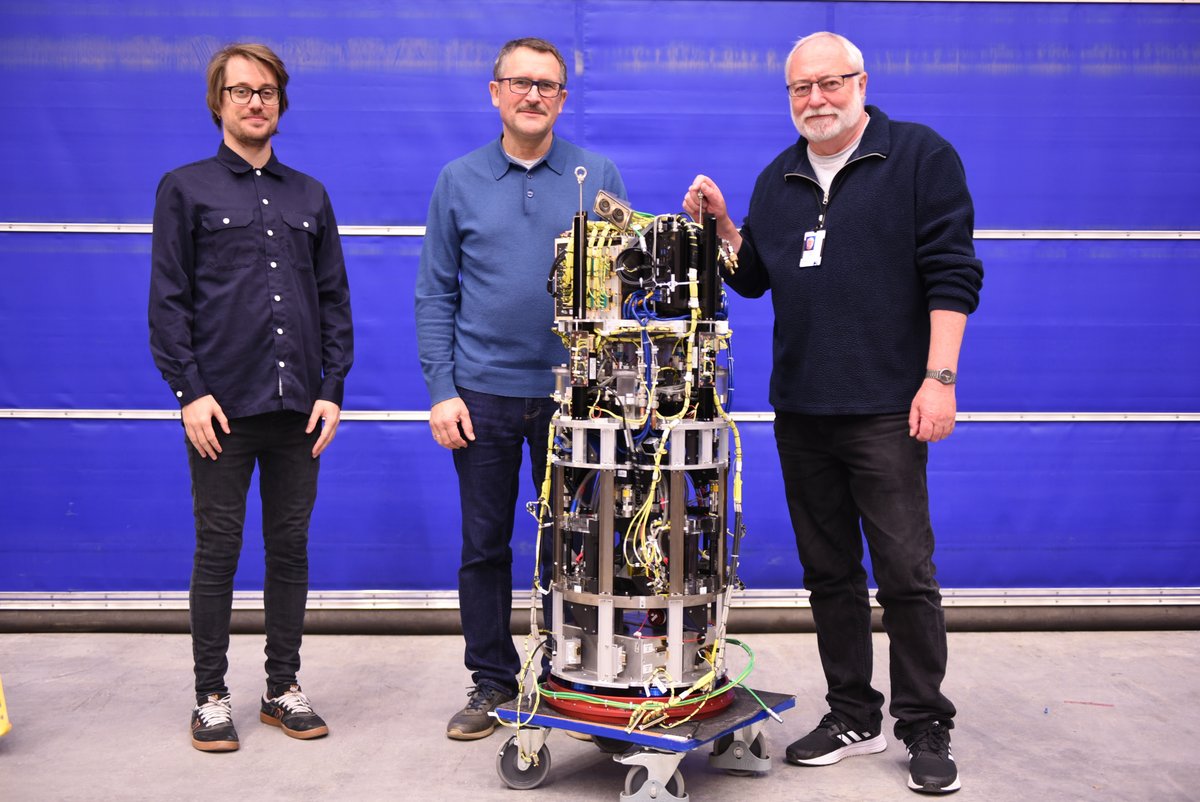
[799,228,825,268]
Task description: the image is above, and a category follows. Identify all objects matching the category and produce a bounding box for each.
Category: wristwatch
[925,368,957,385]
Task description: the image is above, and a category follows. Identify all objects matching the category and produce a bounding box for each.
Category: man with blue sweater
[684,32,982,794]
[416,37,626,740]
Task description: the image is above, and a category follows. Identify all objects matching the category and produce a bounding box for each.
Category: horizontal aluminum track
[2,222,1199,240]
[2,409,1198,423]
[2,587,1198,612]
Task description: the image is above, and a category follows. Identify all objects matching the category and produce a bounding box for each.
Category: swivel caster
[710,729,770,776]
[496,734,551,790]
[622,766,687,801]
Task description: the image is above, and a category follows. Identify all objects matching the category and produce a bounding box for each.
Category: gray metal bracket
[708,719,772,773]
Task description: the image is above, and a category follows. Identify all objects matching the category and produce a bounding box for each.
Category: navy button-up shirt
[149,143,353,419]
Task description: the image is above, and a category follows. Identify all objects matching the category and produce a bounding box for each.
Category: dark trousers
[774,411,956,740]
[186,411,320,697]
[452,387,556,696]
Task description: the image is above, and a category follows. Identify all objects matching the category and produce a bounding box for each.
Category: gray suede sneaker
[259,684,329,740]
[446,684,515,740]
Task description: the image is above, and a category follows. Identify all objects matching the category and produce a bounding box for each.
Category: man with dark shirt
[149,43,353,752]
[684,31,982,795]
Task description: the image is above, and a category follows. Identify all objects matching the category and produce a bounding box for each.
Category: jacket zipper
[786,150,884,231]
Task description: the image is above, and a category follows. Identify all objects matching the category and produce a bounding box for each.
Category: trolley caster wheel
[496,735,551,790]
[713,732,768,776]
[623,766,686,800]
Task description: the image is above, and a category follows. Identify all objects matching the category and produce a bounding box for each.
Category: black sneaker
[785,712,887,766]
[905,721,960,794]
[191,693,238,752]
[446,684,515,741]
[259,684,329,740]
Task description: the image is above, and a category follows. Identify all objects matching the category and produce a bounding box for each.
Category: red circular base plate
[540,676,735,724]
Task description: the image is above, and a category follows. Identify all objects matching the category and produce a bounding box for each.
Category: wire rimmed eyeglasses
[786,73,860,98]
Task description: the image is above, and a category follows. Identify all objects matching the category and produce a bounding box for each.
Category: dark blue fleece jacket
[729,105,983,415]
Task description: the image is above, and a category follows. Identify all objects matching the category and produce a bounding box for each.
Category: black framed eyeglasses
[223,85,281,105]
[786,72,860,98]
[497,77,564,99]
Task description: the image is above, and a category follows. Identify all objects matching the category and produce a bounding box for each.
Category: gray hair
[785,32,865,78]
[493,37,568,86]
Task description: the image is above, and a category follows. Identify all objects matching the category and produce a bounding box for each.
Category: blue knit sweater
[416,136,626,404]
[730,106,983,415]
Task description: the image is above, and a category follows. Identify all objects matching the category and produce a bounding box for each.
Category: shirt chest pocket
[198,209,259,271]
[282,211,319,271]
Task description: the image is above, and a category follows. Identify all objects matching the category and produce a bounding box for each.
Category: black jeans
[186,411,320,696]
[774,411,956,740]
[452,387,556,695]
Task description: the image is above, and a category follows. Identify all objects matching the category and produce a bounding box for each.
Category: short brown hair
[493,38,567,86]
[206,43,290,128]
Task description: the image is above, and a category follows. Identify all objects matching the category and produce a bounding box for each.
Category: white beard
[792,92,865,144]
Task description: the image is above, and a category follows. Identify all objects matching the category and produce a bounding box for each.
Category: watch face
[928,369,956,385]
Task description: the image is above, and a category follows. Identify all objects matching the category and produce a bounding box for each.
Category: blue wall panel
[1,1,1198,595]
[963,239,1200,412]
[1,2,1197,227]
[584,2,1200,230]
[2,419,1197,592]
[0,233,433,411]
[3,234,1196,413]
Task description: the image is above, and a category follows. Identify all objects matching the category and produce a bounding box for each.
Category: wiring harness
[504,186,765,752]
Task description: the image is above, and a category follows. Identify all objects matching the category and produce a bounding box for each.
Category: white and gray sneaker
[785,712,887,766]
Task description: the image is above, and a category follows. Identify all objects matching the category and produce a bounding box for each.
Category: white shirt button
[222,217,230,224]
[267,229,274,236]
[278,361,286,368]
[303,221,309,228]
[255,169,262,176]
[270,261,277,268]
[262,199,269,205]
[276,328,283,335]
[176,390,183,398]
[273,294,281,302]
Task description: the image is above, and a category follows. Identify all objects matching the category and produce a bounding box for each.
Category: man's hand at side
[182,394,229,459]
[307,400,342,458]
[430,397,474,450]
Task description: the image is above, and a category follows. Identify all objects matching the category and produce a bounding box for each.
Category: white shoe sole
[908,774,961,793]
[789,733,887,766]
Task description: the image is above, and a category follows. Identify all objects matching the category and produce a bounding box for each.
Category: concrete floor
[1,630,1197,801]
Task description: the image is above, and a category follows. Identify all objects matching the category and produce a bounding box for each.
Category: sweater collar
[488,135,565,179]
[785,105,890,179]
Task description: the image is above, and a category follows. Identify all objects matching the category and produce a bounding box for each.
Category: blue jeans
[186,411,320,696]
[452,387,556,695]
[774,411,956,740]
